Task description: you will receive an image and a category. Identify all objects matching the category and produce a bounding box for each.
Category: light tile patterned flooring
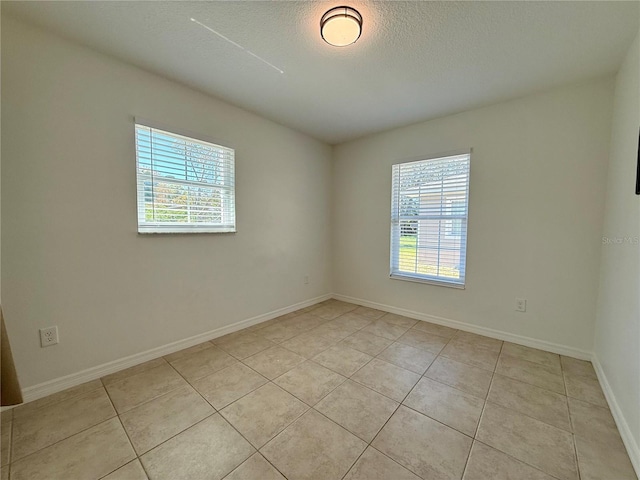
[0,300,636,480]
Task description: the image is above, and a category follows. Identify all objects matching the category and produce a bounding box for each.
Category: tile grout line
[475,339,503,437]
[563,363,583,480]
[473,403,578,480]
[9,382,144,479]
[243,306,412,479]
[496,356,566,393]
[460,339,504,478]
[572,432,583,480]
[132,413,219,477]
[199,312,325,475]
[242,310,382,392]
[420,363,484,397]
[99,376,148,479]
[470,438,568,480]
[233,309,382,469]
[199,366,270,412]
[498,350,593,427]
[398,402,476,441]
[271,361,349,408]
[462,343,572,400]
[230,452,291,480]
[105,363,182,408]
[102,357,170,388]
[466,342,581,480]
[114,417,147,479]
[151,348,268,479]
[104,355,219,478]
[484,375,576,434]
[339,327,463,480]
[321,340,440,480]
[100,358,203,419]
[253,455,291,480]
[9,381,105,423]
[9,387,119,467]
[335,397,401,479]
[216,405,295,479]
[348,361,440,477]
[482,397,574,435]
[241,379,314,476]
[96,459,143,480]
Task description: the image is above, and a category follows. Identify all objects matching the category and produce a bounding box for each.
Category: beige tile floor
[0,299,636,480]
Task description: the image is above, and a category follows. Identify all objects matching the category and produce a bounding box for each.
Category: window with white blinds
[135,122,235,234]
[390,152,470,288]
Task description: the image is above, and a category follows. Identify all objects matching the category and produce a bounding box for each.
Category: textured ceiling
[3,1,638,144]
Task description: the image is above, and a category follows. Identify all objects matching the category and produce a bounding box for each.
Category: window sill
[390,273,465,289]
[138,227,236,234]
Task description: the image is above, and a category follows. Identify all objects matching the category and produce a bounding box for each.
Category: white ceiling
[3,1,638,144]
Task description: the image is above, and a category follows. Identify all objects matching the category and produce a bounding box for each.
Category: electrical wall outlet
[515,298,527,312]
[304,275,310,285]
[40,326,59,347]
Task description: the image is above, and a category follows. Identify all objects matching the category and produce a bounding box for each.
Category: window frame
[134,118,236,234]
[389,150,471,289]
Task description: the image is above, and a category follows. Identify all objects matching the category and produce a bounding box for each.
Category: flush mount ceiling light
[320,6,363,47]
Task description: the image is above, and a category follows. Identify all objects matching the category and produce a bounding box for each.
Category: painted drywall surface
[1,16,332,388]
[332,79,614,351]
[594,31,640,452]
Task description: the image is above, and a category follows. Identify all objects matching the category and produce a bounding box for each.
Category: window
[390,152,470,288]
[135,121,235,233]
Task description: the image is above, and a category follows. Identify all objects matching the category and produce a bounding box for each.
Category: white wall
[1,16,333,388]
[594,31,640,460]
[332,79,614,352]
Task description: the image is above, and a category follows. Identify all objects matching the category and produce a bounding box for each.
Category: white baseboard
[17,294,331,405]
[331,294,592,360]
[591,354,640,477]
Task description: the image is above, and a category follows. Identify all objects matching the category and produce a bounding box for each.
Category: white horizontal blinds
[135,124,236,233]
[391,153,470,286]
